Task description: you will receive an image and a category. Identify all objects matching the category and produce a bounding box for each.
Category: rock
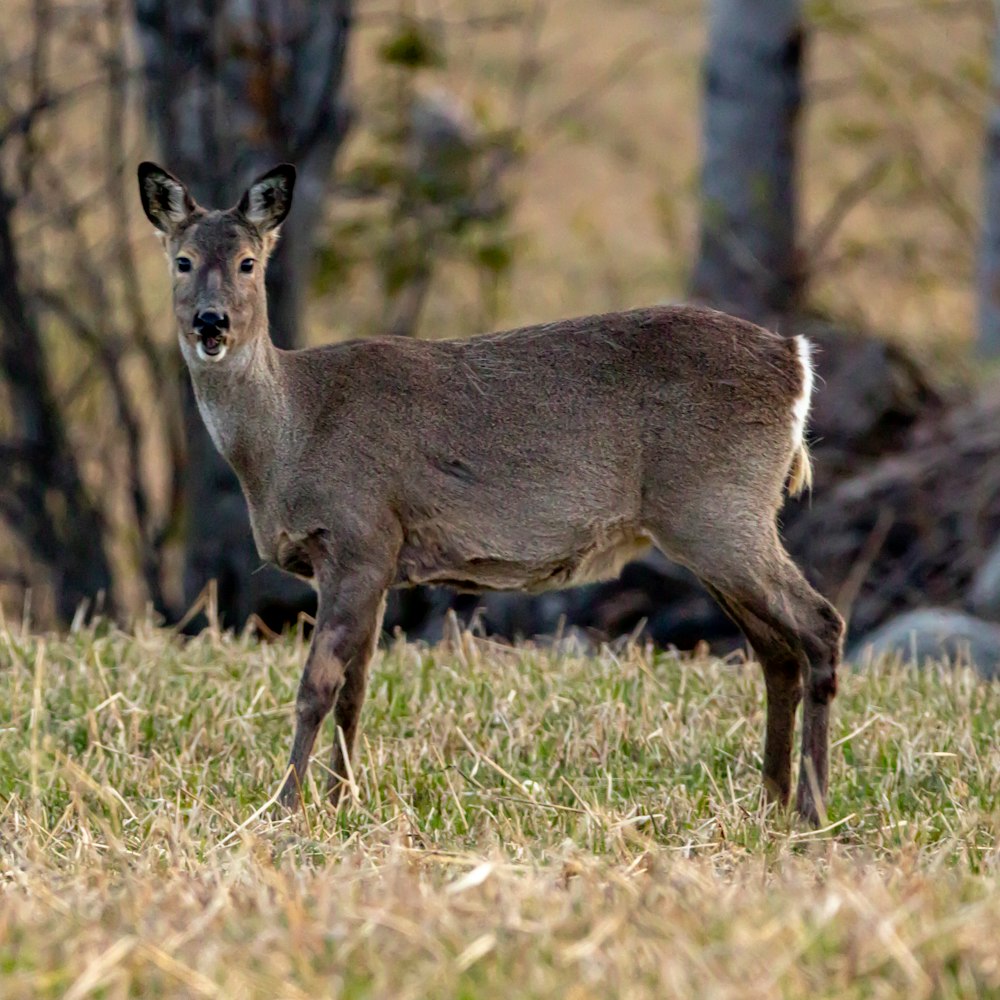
[848,608,1000,680]
[968,540,1000,621]
[532,626,597,657]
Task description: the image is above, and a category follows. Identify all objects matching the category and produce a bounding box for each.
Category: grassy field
[0,622,999,997]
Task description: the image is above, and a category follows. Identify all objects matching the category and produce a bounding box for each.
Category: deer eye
[176,256,192,273]
[240,258,255,274]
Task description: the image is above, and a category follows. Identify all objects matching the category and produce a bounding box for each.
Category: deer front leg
[278,623,345,809]
[278,562,391,811]
[328,592,387,806]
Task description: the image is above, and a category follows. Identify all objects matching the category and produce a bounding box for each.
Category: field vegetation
[0,621,998,997]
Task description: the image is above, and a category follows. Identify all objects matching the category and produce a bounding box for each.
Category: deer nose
[193,309,230,333]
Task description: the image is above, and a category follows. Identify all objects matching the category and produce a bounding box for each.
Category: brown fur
[139,161,844,824]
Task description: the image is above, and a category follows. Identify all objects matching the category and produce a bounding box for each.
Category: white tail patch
[787,336,815,496]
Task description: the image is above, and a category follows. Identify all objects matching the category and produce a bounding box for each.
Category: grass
[0,622,999,997]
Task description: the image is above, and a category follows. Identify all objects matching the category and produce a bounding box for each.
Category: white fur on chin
[195,341,228,363]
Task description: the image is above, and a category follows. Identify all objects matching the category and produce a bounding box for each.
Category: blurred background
[2,0,999,660]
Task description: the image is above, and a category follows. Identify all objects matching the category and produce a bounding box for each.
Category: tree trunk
[0,184,113,622]
[691,0,804,324]
[135,0,352,627]
[978,28,1000,357]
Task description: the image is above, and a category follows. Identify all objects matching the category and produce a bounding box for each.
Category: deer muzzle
[192,309,231,359]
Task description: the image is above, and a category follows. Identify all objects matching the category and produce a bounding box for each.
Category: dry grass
[1,622,999,997]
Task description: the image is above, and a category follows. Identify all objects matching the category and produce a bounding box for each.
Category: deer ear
[138,162,196,234]
[238,164,296,233]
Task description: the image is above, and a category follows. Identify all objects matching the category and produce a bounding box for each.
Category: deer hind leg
[740,561,845,824]
[652,519,844,824]
[709,550,842,824]
[704,584,803,806]
[278,560,392,811]
[794,593,845,823]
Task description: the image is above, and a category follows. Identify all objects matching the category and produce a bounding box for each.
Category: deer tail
[786,335,815,498]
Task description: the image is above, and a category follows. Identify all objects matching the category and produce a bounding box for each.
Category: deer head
[137,162,295,365]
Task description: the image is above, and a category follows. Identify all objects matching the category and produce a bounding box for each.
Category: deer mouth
[195,330,229,361]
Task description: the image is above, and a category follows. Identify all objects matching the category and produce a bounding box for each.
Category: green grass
[1,621,999,997]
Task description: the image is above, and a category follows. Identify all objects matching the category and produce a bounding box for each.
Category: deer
[138,160,844,825]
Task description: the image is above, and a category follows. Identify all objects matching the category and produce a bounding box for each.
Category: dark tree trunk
[0,184,113,622]
[135,0,353,627]
[691,0,804,324]
[978,28,1000,357]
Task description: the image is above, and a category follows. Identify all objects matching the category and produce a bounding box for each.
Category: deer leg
[661,516,843,825]
[761,652,804,806]
[278,560,392,811]
[717,564,842,825]
[722,561,843,822]
[795,597,844,824]
[327,592,387,806]
[279,622,345,809]
[705,585,803,806]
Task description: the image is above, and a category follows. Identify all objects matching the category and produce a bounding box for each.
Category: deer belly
[395,520,650,593]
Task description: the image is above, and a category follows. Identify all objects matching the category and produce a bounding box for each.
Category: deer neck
[187,332,290,490]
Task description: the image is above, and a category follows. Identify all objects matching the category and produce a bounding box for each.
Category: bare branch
[804,154,892,270]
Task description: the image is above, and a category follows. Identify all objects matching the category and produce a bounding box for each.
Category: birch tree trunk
[978,28,1000,358]
[135,0,352,626]
[691,0,804,324]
